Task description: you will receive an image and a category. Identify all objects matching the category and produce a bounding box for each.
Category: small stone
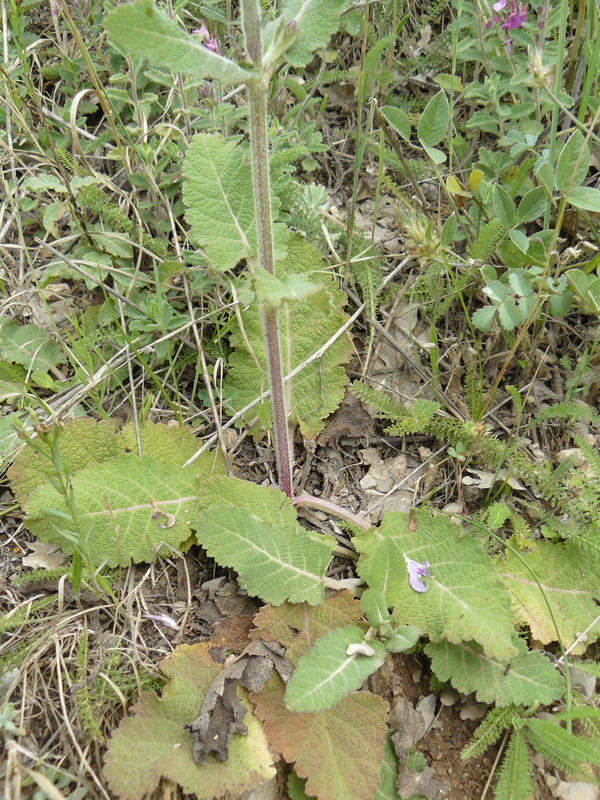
[220,428,238,449]
[416,694,437,731]
[412,668,422,683]
[554,781,600,800]
[440,688,460,706]
[360,473,378,490]
[569,666,597,699]
[460,701,487,721]
[530,752,545,770]
[556,448,586,467]
[360,447,382,466]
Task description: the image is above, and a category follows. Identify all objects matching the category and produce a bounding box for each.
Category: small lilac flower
[486,0,528,53]
[192,22,220,53]
[404,555,431,593]
[143,611,179,630]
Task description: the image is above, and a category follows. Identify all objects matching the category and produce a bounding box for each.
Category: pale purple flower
[486,0,528,52]
[192,22,220,53]
[143,611,179,630]
[404,555,431,593]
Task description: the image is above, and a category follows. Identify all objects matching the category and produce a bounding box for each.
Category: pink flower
[192,22,220,53]
[486,0,528,52]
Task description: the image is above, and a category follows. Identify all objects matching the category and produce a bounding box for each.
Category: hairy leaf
[462,707,520,761]
[355,510,517,659]
[375,731,402,800]
[103,643,274,800]
[0,318,62,373]
[9,419,224,505]
[105,0,251,84]
[197,477,334,604]
[0,412,24,471]
[9,418,122,505]
[253,676,387,800]
[225,234,352,437]
[196,504,334,605]
[525,718,600,774]
[496,542,600,653]
[285,626,387,711]
[425,638,563,706]
[556,130,590,194]
[185,134,258,270]
[494,729,534,800]
[250,591,364,663]
[279,0,353,67]
[199,475,295,520]
[25,456,200,566]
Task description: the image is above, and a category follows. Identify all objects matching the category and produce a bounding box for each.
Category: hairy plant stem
[241,0,294,497]
[292,495,372,531]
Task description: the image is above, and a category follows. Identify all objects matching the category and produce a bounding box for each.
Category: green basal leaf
[9,419,225,505]
[425,638,563,707]
[254,676,387,800]
[104,0,251,84]
[360,587,391,627]
[417,91,450,148]
[288,770,315,800]
[104,643,274,800]
[496,541,600,653]
[196,477,335,605]
[285,625,386,712]
[384,625,420,653]
[251,591,364,664]
[225,234,352,437]
[556,130,589,194]
[254,267,320,308]
[278,0,353,68]
[24,455,201,567]
[183,134,257,270]
[374,731,402,800]
[0,318,63,373]
[355,510,517,659]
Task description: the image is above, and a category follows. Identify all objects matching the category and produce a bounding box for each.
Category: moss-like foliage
[225,234,352,437]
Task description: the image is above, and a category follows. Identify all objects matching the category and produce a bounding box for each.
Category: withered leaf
[186,640,292,764]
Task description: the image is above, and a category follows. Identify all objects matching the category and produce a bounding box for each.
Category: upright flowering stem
[240,0,294,497]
